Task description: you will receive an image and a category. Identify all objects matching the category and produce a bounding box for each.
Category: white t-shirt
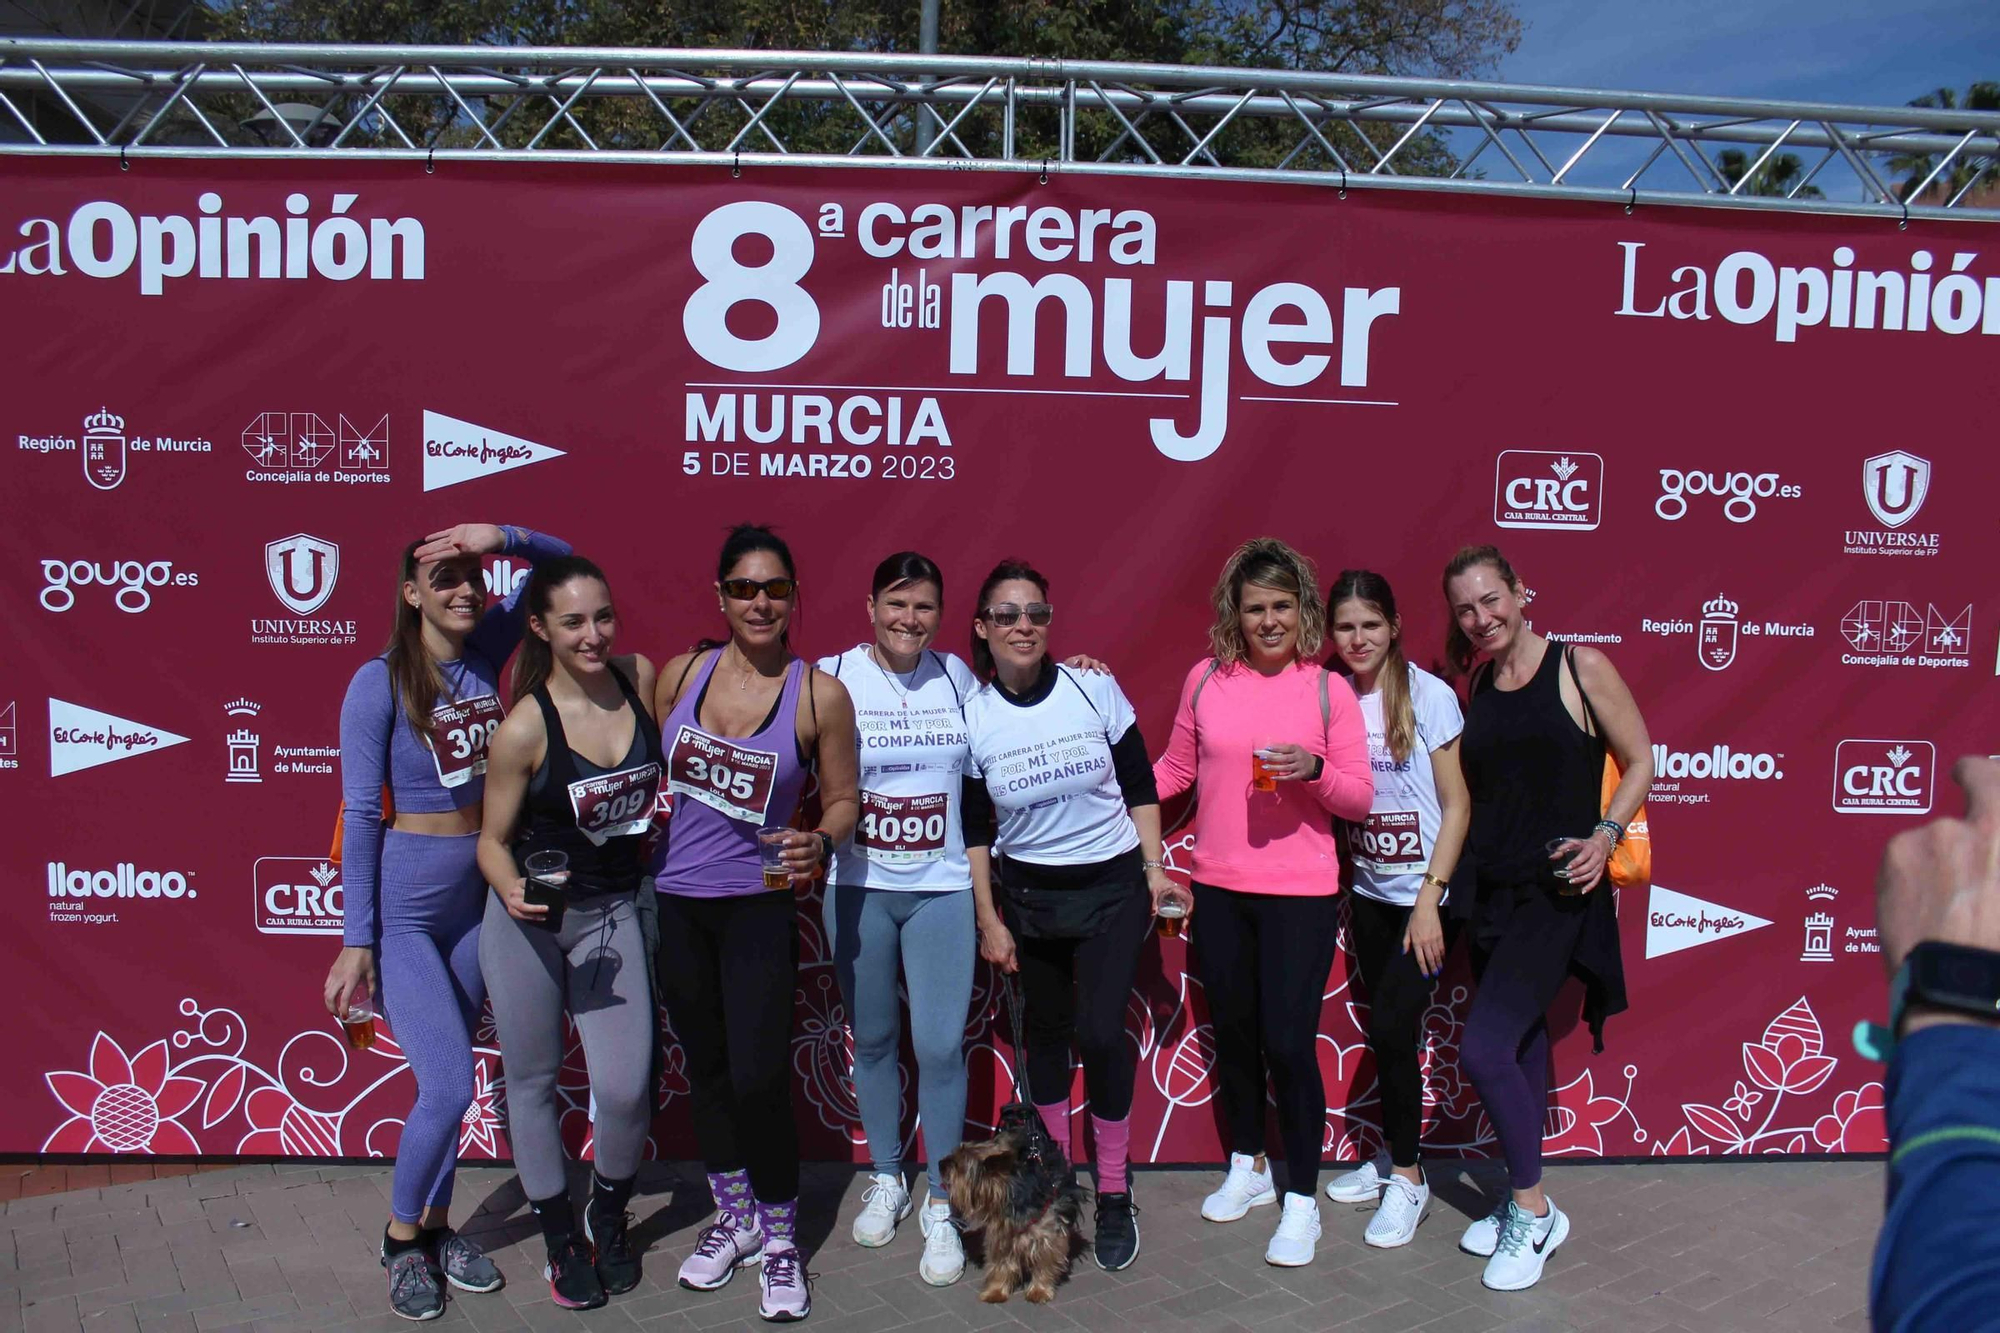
[963,664,1142,867]
[818,645,978,892]
[1347,664,1464,906]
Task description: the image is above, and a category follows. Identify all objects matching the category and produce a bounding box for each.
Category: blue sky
[1496,0,1999,109]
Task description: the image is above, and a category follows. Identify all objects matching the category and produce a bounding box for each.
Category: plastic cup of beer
[758,827,793,890]
[341,1004,377,1052]
[1251,744,1279,792]
[1546,837,1586,896]
[522,849,570,928]
[1155,894,1190,939]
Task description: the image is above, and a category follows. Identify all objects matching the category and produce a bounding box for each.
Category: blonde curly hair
[1207,538,1326,665]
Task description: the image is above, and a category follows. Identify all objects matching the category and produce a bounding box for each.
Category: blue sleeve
[1871,1024,2000,1331]
[338,659,394,948]
[465,527,572,667]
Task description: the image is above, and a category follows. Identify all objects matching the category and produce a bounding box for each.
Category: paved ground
[3,1157,1880,1332]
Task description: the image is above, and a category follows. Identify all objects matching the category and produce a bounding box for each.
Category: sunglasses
[982,603,1053,627]
[720,577,797,601]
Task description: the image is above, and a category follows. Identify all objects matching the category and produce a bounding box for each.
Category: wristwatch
[814,829,836,867]
[1854,941,2000,1060]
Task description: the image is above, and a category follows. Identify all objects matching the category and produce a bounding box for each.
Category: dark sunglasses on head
[983,603,1053,627]
[721,577,797,601]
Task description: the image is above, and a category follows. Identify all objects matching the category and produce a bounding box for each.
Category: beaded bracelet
[1593,819,1625,845]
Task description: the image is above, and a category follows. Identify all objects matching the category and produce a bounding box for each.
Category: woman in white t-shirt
[1321,569,1471,1249]
[818,552,981,1286]
[959,558,1171,1274]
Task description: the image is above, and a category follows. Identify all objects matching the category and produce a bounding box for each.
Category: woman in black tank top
[475,557,664,1312]
[1440,545,1654,1294]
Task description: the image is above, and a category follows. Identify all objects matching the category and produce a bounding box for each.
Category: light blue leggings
[825,885,974,1196]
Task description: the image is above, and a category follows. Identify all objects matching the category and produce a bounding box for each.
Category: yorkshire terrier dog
[940,1122,1086,1303]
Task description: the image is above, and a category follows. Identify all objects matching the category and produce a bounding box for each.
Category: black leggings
[1004,878,1151,1120]
[655,890,800,1203]
[1190,883,1342,1196]
[1346,892,1459,1170]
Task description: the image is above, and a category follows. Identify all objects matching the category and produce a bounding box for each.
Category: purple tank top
[654,651,813,898]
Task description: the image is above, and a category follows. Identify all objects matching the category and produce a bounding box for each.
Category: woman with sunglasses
[325,522,570,1322]
[1151,538,1373,1267]
[959,559,1168,1274]
[651,524,858,1323]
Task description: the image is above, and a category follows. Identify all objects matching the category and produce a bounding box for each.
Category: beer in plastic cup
[341,1004,377,1052]
[1155,895,1190,939]
[1252,746,1279,792]
[1546,837,1587,896]
[758,827,792,890]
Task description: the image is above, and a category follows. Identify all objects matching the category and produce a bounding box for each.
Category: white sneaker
[1325,1156,1387,1203]
[916,1199,964,1286]
[1364,1174,1429,1248]
[1264,1192,1321,1267]
[1200,1153,1277,1222]
[1459,1195,1510,1257]
[850,1172,912,1248]
[1481,1200,1569,1291]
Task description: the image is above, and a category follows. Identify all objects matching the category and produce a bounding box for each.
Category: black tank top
[1459,642,1604,883]
[515,663,664,898]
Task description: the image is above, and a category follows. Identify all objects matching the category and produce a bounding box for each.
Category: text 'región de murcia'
[680,199,1403,463]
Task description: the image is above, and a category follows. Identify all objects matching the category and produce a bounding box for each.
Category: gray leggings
[479,891,654,1201]
[825,884,975,1196]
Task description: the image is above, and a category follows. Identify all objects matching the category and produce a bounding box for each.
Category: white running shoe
[1200,1153,1277,1222]
[916,1199,964,1286]
[1363,1174,1430,1248]
[1324,1156,1388,1204]
[850,1173,912,1248]
[1459,1195,1510,1257]
[1481,1200,1569,1291]
[1264,1192,1321,1267]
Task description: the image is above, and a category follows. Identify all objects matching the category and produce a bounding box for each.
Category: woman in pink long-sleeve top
[1152,537,1373,1268]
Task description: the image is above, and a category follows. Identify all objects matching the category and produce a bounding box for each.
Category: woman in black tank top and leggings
[476,557,664,1313]
[1442,545,1652,1294]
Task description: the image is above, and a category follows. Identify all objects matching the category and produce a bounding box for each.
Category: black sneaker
[1093,1190,1141,1271]
[544,1235,608,1310]
[584,1202,642,1295]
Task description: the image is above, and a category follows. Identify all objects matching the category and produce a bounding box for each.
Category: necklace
[870,645,919,708]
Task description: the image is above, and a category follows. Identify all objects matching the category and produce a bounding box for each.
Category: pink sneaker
[758,1241,810,1321]
[677,1214,763,1291]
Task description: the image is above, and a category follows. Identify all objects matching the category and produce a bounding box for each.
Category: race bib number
[1347,809,1424,869]
[429,694,504,788]
[854,790,949,864]
[667,725,778,825]
[569,762,663,846]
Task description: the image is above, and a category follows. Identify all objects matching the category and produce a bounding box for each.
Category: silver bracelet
[1141,859,1166,870]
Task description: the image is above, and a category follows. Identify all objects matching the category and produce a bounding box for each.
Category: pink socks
[1092,1114,1132,1195]
[1035,1101,1072,1157]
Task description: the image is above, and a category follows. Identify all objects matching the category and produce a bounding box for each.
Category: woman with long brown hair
[324,522,570,1322]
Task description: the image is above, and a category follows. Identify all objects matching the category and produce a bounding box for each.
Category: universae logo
[264,534,339,616]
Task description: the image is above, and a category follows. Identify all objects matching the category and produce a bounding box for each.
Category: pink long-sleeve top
[1152,657,1374,896]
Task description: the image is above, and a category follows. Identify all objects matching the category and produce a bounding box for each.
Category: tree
[1888,82,2000,205]
[1715,148,1823,200]
[205,0,1521,172]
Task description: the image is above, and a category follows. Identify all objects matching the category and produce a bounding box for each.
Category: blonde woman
[1152,539,1373,1266]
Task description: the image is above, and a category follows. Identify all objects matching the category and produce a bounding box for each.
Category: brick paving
[2,1157,1879,1332]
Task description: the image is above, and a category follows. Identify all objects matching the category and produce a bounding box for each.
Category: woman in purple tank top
[650,524,858,1322]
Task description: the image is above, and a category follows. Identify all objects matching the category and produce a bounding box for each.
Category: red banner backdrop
[4,158,1992,1168]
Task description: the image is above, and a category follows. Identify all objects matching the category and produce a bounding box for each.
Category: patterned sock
[757,1198,799,1249]
[707,1170,755,1228]
[1092,1114,1132,1195]
[1035,1101,1072,1157]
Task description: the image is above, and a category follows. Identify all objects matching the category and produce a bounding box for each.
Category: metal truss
[3,37,1997,222]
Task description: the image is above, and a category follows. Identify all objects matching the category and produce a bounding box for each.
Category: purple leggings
[1459,879,1587,1192]
[375,830,487,1224]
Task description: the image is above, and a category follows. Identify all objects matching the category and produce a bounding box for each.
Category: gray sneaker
[434,1229,504,1293]
[385,1248,445,1322]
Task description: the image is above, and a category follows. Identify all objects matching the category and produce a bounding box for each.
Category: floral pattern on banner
[35,949,1888,1161]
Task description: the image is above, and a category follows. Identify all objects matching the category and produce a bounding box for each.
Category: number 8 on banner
[683,201,820,372]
